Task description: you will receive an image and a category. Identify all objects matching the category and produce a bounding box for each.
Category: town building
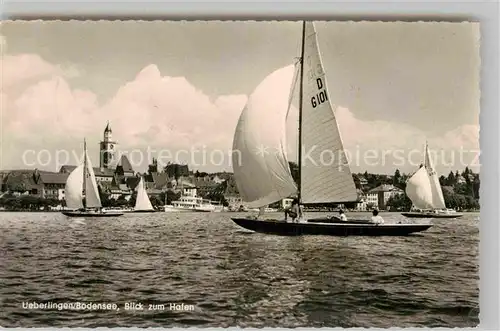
[108,185,132,200]
[366,184,404,210]
[0,170,44,197]
[358,175,368,187]
[225,195,243,210]
[39,172,69,200]
[189,177,220,198]
[0,123,247,208]
[59,165,115,184]
[179,181,197,197]
[354,189,368,211]
[165,163,190,178]
[282,198,293,210]
[115,155,135,178]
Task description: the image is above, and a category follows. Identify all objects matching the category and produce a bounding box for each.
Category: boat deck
[231,217,432,236]
[62,211,124,217]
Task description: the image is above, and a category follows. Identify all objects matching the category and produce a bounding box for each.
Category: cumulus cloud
[1,56,247,172]
[2,54,57,89]
[1,54,479,175]
[336,108,479,174]
[102,64,246,150]
[0,34,6,53]
[284,94,479,174]
[1,53,81,94]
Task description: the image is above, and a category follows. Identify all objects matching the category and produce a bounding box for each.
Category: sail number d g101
[311,78,328,108]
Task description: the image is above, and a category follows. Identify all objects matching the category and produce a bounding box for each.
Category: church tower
[99,121,117,170]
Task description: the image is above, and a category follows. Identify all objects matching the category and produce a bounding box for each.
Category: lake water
[0,211,479,328]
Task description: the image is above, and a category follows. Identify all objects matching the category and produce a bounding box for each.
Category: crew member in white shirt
[338,209,348,221]
[371,209,384,224]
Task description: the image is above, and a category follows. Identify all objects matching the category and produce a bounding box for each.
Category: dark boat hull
[62,211,124,217]
[401,212,463,219]
[231,218,432,236]
[131,210,157,213]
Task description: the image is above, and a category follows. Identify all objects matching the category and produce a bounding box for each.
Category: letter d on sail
[316,78,323,90]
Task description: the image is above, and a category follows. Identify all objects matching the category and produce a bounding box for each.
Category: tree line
[0,194,61,211]
[0,165,479,211]
[0,189,184,211]
[97,186,184,209]
[288,162,480,211]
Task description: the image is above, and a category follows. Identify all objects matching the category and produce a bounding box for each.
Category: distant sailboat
[401,142,463,219]
[133,176,156,213]
[62,139,123,218]
[230,21,432,236]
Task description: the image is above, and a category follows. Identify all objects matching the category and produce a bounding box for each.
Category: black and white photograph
[1,20,480,328]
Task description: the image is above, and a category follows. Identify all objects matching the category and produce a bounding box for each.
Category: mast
[83,138,87,209]
[423,140,427,169]
[297,20,306,204]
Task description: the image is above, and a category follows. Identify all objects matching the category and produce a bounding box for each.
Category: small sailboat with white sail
[133,176,157,213]
[61,139,124,218]
[230,21,432,236]
[401,142,463,219]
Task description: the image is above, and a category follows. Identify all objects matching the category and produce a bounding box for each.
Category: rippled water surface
[1,211,479,327]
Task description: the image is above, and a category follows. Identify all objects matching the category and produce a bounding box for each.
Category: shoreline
[0,209,481,213]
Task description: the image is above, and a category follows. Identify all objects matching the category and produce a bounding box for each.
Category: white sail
[64,163,84,210]
[405,166,434,210]
[135,177,154,211]
[300,22,358,204]
[232,65,298,208]
[84,150,102,208]
[425,145,447,209]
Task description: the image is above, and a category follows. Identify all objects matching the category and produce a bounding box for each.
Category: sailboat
[401,142,463,219]
[133,176,157,213]
[61,139,124,218]
[229,21,432,236]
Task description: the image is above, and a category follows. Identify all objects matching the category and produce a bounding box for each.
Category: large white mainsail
[405,166,434,210]
[135,177,154,211]
[232,65,298,208]
[64,163,84,210]
[84,149,102,208]
[300,22,358,204]
[424,144,446,209]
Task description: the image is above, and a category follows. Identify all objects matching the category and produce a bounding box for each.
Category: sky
[1,20,480,175]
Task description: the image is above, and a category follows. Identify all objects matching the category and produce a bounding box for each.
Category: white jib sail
[300,22,358,204]
[84,150,102,208]
[232,65,298,208]
[425,145,447,209]
[135,177,154,211]
[64,163,84,210]
[405,166,434,210]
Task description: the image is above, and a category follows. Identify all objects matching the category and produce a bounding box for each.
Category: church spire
[104,121,112,133]
[100,121,116,170]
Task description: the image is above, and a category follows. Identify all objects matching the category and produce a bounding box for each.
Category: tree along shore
[0,166,479,212]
